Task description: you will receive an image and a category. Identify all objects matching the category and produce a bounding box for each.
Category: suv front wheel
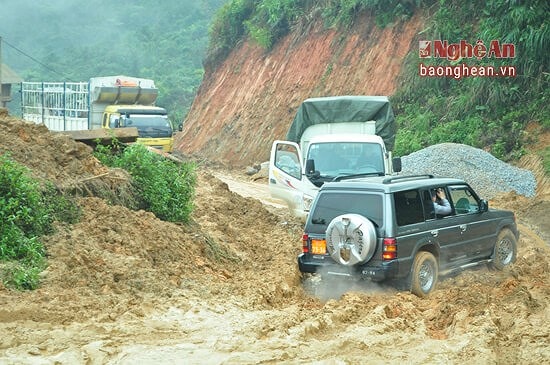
[410,251,438,297]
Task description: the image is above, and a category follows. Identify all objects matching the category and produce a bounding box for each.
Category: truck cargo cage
[21,82,89,131]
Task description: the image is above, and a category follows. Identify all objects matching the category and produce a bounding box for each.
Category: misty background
[0,0,225,123]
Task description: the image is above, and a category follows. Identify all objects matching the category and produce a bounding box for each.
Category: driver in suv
[432,187,452,215]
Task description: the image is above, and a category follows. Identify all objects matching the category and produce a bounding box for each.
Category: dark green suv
[298,175,519,297]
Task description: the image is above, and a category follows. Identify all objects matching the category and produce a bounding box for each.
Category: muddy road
[0,116,548,364]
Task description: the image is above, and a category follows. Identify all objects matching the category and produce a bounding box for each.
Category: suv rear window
[308,192,383,233]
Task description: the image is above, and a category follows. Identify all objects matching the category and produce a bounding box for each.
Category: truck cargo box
[286,95,397,151]
[89,76,158,105]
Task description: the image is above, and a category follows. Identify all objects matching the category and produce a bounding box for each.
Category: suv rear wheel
[492,228,517,270]
[410,251,438,297]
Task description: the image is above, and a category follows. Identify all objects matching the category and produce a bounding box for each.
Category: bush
[2,262,43,290]
[0,155,51,238]
[0,154,81,290]
[95,143,196,223]
[321,0,421,28]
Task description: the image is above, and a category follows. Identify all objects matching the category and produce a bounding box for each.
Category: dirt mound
[0,113,105,183]
[0,113,305,312]
[0,169,306,313]
[0,114,136,206]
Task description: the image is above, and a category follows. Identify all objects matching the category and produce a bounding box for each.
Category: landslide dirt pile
[0,112,306,318]
[0,112,134,205]
[0,111,106,184]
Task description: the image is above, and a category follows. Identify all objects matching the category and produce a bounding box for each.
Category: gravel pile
[400,143,536,198]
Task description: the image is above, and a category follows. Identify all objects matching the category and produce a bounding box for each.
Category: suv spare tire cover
[326,214,377,266]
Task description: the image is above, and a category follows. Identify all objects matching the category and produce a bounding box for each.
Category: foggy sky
[0,0,224,75]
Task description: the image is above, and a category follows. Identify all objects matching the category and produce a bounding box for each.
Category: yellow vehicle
[21,75,175,152]
[101,105,174,152]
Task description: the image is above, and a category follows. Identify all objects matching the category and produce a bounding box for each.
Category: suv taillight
[383,238,397,260]
[302,234,309,253]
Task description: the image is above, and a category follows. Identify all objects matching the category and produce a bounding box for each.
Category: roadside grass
[541,146,550,176]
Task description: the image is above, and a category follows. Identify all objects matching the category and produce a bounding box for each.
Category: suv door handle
[431,230,438,237]
[459,224,467,233]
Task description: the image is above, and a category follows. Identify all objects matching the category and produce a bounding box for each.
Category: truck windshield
[307,142,384,178]
[123,115,173,138]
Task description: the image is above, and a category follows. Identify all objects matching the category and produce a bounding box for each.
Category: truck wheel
[325,214,376,266]
[492,228,517,270]
[410,251,438,297]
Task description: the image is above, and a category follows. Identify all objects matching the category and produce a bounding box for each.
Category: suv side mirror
[392,157,402,173]
[479,199,489,213]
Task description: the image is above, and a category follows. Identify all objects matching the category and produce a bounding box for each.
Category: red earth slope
[175,14,423,167]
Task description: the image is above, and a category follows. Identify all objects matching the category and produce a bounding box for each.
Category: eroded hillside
[175,15,423,166]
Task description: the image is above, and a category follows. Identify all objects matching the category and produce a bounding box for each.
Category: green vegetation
[542,146,550,176]
[206,0,256,67]
[208,0,412,64]
[393,0,549,162]
[319,0,420,28]
[207,0,302,63]
[94,142,196,223]
[0,154,80,290]
[206,0,424,67]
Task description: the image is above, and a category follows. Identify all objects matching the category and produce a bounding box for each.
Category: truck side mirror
[392,157,402,173]
[305,159,320,179]
[305,159,316,175]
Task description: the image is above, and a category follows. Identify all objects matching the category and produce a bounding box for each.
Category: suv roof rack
[382,174,434,184]
[332,172,385,182]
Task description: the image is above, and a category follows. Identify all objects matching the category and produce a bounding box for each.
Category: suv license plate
[311,239,326,255]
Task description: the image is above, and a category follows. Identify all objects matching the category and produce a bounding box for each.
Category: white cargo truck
[269,96,401,218]
[21,76,175,152]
